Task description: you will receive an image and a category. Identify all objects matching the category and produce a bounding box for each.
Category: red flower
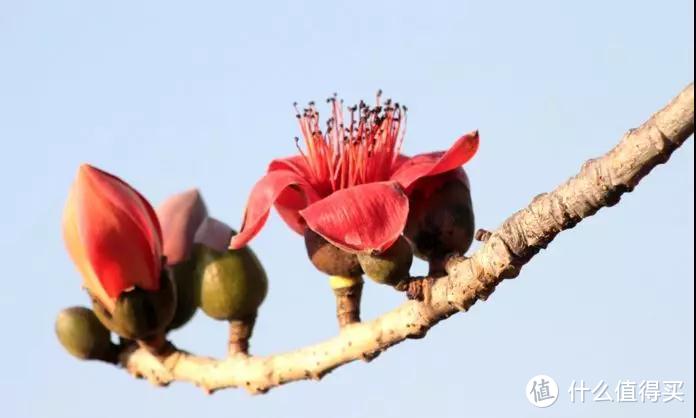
[62,164,163,312]
[229,95,479,254]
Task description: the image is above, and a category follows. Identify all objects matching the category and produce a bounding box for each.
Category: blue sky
[0,1,693,417]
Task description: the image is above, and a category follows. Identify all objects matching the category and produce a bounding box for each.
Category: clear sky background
[0,1,693,417]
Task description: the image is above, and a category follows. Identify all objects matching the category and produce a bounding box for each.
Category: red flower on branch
[229,94,479,254]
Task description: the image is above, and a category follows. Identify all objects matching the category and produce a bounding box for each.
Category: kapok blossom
[62,164,163,312]
[229,94,479,254]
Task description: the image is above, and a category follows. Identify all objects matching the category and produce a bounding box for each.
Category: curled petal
[275,186,313,235]
[409,167,471,200]
[391,131,479,190]
[268,157,318,234]
[229,170,320,249]
[268,155,313,177]
[300,182,409,253]
[157,189,208,264]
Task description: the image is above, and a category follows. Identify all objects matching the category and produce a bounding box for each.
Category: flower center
[294,91,406,195]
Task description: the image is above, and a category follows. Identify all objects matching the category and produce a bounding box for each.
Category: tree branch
[118,83,695,394]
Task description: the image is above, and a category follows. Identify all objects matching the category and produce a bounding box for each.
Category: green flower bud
[304,229,363,277]
[55,306,113,361]
[358,235,413,286]
[195,244,268,321]
[91,270,176,340]
[193,218,267,322]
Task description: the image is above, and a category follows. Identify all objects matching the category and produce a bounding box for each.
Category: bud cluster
[56,166,267,360]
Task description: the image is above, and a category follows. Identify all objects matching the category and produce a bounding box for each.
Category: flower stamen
[294,92,407,195]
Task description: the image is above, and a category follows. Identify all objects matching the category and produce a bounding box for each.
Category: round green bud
[196,244,268,321]
[358,235,413,286]
[166,258,199,330]
[55,306,113,361]
[404,171,475,261]
[92,270,176,340]
[304,229,363,277]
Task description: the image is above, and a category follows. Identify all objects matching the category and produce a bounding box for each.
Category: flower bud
[62,164,163,313]
[194,218,267,321]
[91,270,176,340]
[304,229,363,277]
[156,189,208,330]
[357,235,413,286]
[55,306,114,361]
[404,169,475,262]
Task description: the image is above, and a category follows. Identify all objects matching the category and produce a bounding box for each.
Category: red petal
[229,170,320,249]
[75,165,163,296]
[268,155,313,177]
[267,156,318,234]
[85,166,163,272]
[63,187,114,311]
[90,167,163,251]
[390,154,411,173]
[299,182,409,253]
[410,167,471,197]
[390,131,479,190]
[275,186,313,235]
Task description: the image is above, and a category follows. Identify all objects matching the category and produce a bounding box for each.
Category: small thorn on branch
[475,229,492,242]
[361,350,381,362]
[475,229,493,242]
[400,276,435,303]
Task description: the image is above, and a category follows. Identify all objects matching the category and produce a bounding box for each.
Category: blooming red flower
[229,95,479,254]
[62,164,163,312]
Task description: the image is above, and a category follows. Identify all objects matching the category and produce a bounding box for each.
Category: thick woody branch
[119,83,694,394]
